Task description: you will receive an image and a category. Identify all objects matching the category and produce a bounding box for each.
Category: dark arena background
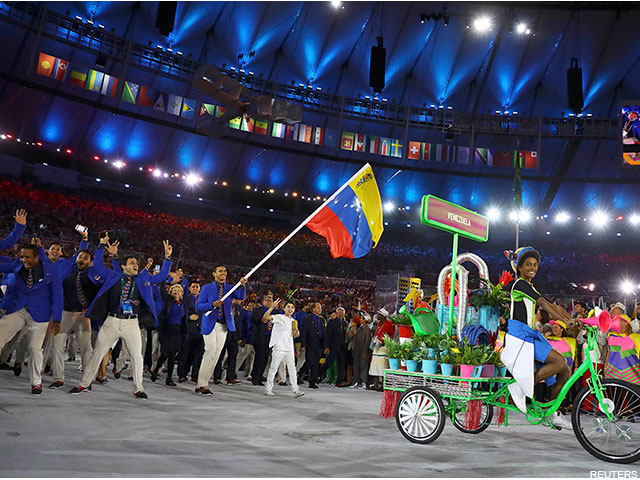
[1,1,640,477]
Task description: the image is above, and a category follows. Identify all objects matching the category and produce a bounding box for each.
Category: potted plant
[470,271,513,331]
[459,339,484,386]
[399,343,419,372]
[420,347,438,374]
[438,349,458,377]
[383,335,402,370]
[424,333,444,358]
[479,345,498,378]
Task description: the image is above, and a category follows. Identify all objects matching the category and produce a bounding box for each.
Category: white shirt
[269,314,295,352]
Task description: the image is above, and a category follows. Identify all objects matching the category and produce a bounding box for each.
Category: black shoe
[150,371,159,383]
[0,362,12,371]
[66,356,76,362]
[48,381,64,389]
[69,385,92,394]
[134,390,148,399]
[165,379,177,386]
[31,384,42,395]
[308,384,319,389]
[44,364,51,375]
[195,387,213,395]
[178,377,187,383]
[227,379,241,385]
[278,381,287,386]
[113,370,121,379]
[95,376,108,384]
[213,379,222,385]
[190,377,198,383]
[13,364,22,377]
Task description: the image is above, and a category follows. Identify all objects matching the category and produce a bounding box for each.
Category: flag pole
[215,163,373,305]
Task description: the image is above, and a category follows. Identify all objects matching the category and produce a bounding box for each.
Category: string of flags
[36,51,537,169]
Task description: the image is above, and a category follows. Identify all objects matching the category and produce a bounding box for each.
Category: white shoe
[545,411,572,430]
[264,390,275,396]
[293,390,305,398]
[508,382,527,413]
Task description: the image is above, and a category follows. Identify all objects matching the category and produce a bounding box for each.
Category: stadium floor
[0,363,636,477]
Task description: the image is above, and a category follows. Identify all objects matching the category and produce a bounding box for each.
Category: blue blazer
[0,259,63,323]
[0,222,26,251]
[84,246,172,325]
[39,240,89,280]
[196,282,246,335]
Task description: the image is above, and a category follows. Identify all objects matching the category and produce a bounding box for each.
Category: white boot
[508,382,527,413]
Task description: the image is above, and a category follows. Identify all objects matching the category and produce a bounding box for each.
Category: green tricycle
[385,321,640,464]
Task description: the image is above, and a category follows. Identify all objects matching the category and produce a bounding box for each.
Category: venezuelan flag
[306,164,384,259]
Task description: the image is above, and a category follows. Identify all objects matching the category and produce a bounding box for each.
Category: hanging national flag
[166,94,183,115]
[36,53,56,77]
[380,138,391,156]
[200,103,216,116]
[121,81,139,104]
[341,132,354,151]
[492,150,513,167]
[215,106,226,118]
[153,93,166,112]
[454,146,470,164]
[181,98,196,119]
[474,147,492,166]
[407,141,423,160]
[53,57,69,81]
[436,144,449,162]
[513,151,524,169]
[285,124,296,139]
[312,126,324,145]
[137,85,153,107]
[306,163,384,259]
[85,69,104,92]
[297,124,312,143]
[390,139,403,158]
[354,133,366,152]
[229,116,241,129]
[100,74,119,98]
[272,122,286,138]
[367,136,380,154]
[69,66,88,87]
[241,115,255,132]
[524,151,537,169]
[254,119,268,135]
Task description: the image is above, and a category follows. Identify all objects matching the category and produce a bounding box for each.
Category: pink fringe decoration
[463,399,483,430]
[495,396,506,425]
[379,390,401,418]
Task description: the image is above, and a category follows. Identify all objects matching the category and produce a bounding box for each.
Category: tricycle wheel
[453,402,494,434]
[395,386,446,444]
[573,378,640,464]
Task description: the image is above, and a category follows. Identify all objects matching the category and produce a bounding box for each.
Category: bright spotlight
[555,212,570,223]
[473,16,492,32]
[152,169,162,178]
[113,160,125,169]
[331,1,342,8]
[589,283,595,291]
[383,201,395,213]
[630,213,640,226]
[486,207,500,222]
[591,210,609,228]
[621,280,636,295]
[519,209,531,223]
[185,173,200,186]
[516,23,527,33]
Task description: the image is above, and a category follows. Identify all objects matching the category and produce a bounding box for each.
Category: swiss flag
[354,133,365,152]
[408,141,422,160]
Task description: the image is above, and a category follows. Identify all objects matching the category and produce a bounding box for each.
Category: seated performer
[502,246,573,429]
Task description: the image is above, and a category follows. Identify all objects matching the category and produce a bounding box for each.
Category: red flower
[498,270,514,286]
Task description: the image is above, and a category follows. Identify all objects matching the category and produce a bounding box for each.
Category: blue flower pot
[439,363,454,376]
[406,360,418,372]
[495,365,507,377]
[472,365,483,388]
[422,359,438,374]
[388,358,401,370]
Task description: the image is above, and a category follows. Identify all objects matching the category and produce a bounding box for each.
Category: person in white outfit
[263,299,304,398]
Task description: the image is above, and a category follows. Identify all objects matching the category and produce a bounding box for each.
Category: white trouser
[295,345,306,372]
[277,358,287,382]
[80,316,144,393]
[0,327,26,364]
[52,311,93,382]
[236,344,254,375]
[0,308,49,386]
[265,349,298,394]
[197,322,228,388]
